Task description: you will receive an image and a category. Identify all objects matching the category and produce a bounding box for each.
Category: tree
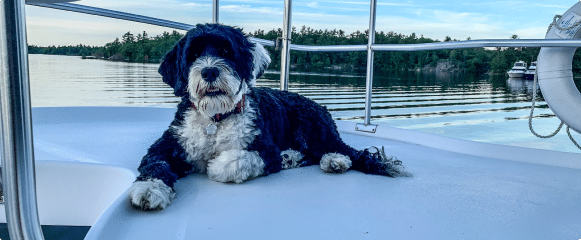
[122,32,135,44]
[28,27,557,76]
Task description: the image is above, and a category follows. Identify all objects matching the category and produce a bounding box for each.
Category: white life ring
[538,1,581,134]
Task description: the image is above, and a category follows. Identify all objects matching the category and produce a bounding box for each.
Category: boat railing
[3,0,581,239]
[1,1,45,240]
[28,1,581,128]
[26,2,581,51]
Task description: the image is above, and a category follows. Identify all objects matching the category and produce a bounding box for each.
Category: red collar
[191,95,245,122]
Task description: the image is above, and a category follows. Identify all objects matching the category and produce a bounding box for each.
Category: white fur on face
[188,56,247,119]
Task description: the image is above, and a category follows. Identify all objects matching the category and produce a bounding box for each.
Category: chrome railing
[280,0,293,91]
[1,0,45,239]
[28,1,581,128]
[3,0,581,239]
[212,0,219,24]
[364,0,378,127]
[27,2,196,31]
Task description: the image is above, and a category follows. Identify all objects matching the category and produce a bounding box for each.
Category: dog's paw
[128,178,175,210]
[320,153,352,173]
[381,155,413,178]
[369,146,413,178]
[207,149,265,183]
[281,149,304,169]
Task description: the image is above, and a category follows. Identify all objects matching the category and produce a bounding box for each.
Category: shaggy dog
[128,24,412,210]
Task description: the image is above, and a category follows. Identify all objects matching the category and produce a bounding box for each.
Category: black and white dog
[129,24,412,210]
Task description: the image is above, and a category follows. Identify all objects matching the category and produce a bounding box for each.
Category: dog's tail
[341,146,413,178]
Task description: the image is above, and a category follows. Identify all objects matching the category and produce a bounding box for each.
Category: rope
[546,14,581,35]
[528,67,564,138]
[527,14,581,150]
[567,126,581,149]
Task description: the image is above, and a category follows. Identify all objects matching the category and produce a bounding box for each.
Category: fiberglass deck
[11,107,581,239]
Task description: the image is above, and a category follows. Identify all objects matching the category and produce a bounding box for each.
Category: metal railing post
[356,0,378,132]
[364,0,377,125]
[212,0,219,23]
[0,0,45,239]
[279,0,292,91]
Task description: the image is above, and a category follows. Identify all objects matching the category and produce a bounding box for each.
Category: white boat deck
[3,107,581,239]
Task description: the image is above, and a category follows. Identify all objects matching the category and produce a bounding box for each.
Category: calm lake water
[28,54,580,153]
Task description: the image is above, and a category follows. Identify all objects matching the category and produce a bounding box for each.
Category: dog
[128,23,412,210]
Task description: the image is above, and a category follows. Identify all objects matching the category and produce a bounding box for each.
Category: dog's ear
[250,42,271,85]
[159,36,188,97]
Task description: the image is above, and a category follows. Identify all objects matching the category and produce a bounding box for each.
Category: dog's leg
[128,178,175,210]
[347,146,413,177]
[130,169,176,211]
[129,129,191,210]
[295,114,411,177]
[303,130,412,177]
[281,149,304,169]
[320,152,352,173]
[246,134,285,175]
[207,149,265,183]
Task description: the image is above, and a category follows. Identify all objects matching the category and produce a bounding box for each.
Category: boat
[524,61,537,80]
[23,107,581,240]
[2,0,581,240]
[507,60,527,78]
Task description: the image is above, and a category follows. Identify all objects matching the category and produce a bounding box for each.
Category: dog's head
[159,24,271,117]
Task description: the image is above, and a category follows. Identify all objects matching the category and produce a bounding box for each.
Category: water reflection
[29,54,179,107]
[28,54,580,153]
[506,77,535,95]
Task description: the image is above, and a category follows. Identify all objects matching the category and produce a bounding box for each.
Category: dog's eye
[188,52,200,62]
[219,49,228,57]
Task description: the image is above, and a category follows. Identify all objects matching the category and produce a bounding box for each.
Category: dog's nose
[201,67,220,82]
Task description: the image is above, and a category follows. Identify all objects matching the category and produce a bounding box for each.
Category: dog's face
[159,24,270,118]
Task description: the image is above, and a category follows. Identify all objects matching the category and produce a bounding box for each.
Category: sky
[24,0,579,46]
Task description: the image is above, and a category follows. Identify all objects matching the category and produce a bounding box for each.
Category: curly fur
[129,23,411,210]
[281,149,305,169]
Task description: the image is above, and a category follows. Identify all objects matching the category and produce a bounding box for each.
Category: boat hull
[507,71,525,78]
[524,71,535,80]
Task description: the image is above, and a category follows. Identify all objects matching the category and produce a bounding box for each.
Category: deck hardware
[356,123,377,133]
[275,37,284,51]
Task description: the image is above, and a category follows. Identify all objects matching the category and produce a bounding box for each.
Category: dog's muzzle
[201,67,220,83]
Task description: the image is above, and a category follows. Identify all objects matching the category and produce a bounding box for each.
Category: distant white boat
[524,61,537,80]
[507,60,527,78]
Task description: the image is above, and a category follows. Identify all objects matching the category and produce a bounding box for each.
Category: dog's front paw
[128,178,175,210]
[281,149,304,169]
[320,153,352,173]
[207,150,265,183]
